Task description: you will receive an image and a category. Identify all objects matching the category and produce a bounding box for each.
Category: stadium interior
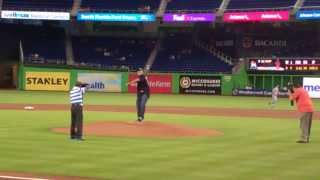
[1,2,320,180]
[0,0,319,89]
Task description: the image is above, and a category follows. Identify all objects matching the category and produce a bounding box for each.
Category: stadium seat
[166,0,223,12]
[0,23,66,64]
[227,0,296,10]
[151,34,232,73]
[2,0,74,11]
[22,26,66,65]
[23,40,66,65]
[303,0,320,8]
[72,37,156,70]
[80,0,160,12]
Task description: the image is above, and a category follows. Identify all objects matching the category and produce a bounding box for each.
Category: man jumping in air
[127,68,150,122]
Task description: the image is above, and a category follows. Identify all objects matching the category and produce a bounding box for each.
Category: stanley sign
[25,72,70,91]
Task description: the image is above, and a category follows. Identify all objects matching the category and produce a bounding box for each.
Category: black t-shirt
[137,75,150,96]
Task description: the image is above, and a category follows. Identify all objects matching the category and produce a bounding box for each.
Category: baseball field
[0,90,319,180]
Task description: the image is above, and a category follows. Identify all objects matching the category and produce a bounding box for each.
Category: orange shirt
[290,87,314,112]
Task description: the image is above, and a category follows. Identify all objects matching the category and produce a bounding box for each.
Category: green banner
[18,65,250,95]
[19,65,128,92]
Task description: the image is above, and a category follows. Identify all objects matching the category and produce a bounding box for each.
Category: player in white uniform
[270,85,280,108]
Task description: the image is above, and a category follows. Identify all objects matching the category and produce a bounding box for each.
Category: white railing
[217,0,231,16]
[165,9,218,13]
[78,8,156,13]
[291,0,304,14]
[2,2,73,12]
[19,40,24,63]
[156,0,168,17]
[0,0,3,11]
[71,0,81,16]
[65,27,74,65]
[226,6,294,12]
[194,40,234,65]
[145,38,162,71]
[300,5,320,9]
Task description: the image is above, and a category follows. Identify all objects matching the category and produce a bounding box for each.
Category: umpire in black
[69,81,88,140]
[128,68,150,122]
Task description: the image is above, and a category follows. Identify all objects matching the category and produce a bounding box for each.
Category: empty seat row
[3,0,313,12]
[2,0,74,11]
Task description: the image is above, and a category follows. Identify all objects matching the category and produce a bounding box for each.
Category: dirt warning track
[0,172,95,180]
[0,103,319,119]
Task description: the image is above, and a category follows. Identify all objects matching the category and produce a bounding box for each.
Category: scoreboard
[248,58,320,72]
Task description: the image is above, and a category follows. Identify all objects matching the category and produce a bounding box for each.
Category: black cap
[75,81,82,87]
[293,83,302,88]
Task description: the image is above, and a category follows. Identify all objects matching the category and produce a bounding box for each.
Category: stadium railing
[225,6,294,12]
[2,7,72,12]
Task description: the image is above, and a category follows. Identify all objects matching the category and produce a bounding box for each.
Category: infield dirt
[0,103,316,119]
[53,121,223,138]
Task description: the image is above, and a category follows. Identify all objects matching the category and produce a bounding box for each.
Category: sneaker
[137,117,144,122]
[296,140,308,143]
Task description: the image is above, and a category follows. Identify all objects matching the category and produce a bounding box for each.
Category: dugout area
[0,63,18,89]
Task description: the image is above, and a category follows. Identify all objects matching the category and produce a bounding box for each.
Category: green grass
[0,90,320,180]
[1,90,320,110]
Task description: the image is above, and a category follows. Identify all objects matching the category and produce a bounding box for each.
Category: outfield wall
[247,74,320,90]
[19,66,129,92]
[18,65,247,95]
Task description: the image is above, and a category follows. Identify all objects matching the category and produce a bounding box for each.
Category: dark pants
[70,104,83,139]
[136,94,149,119]
[299,112,313,142]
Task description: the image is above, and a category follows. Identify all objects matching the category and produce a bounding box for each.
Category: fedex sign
[163,13,215,22]
[303,77,320,98]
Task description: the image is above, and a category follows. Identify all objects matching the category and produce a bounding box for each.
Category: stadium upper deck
[2,0,74,11]
[166,0,222,12]
[2,0,319,12]
[80,0,160,12]
[227,0,296,10]
[302,0,320,8]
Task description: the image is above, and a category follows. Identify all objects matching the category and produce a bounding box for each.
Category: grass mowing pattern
[1,90,320,110]
[0,90,319,180]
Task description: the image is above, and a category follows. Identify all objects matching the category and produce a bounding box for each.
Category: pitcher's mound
[53,121,223,138]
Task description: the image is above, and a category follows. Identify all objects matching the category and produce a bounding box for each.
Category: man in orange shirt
[289,83,314,143]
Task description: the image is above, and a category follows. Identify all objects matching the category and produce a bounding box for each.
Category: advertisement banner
[232,89,288,97]
[303,77,320,98]
[77,13,155,22]
[296,10,320,20]
[241,37,287,49]
[163,13,215,22]
[248,58,320,72]
[179,75,221,95]
[223,11,289,22]
[128,74,172,93]
[25,72,70,91]
[1,11,70,20]
[77,73,122,92]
